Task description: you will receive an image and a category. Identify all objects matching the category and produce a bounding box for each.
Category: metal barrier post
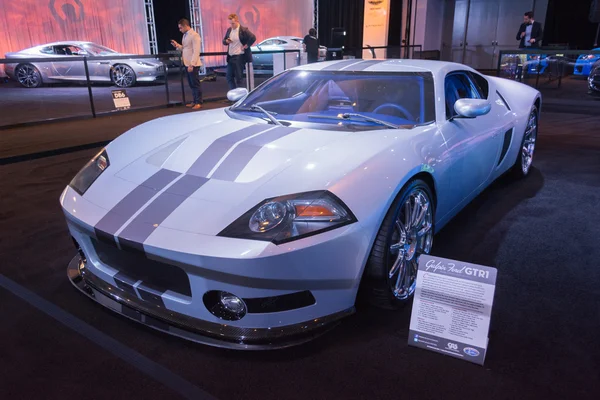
[284,52,287,70]
[164,62,170,105]
[558,59,563,89]
[246,62,255,91]
[496,51,503,77]
[179,55,186,105]
[535,55,541,88]
[83,57,96,118]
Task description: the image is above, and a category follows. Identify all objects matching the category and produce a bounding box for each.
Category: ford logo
[463,347,480,357]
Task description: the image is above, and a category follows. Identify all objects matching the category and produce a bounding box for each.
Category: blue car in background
[574,48,600,76]
[526,54,548,74]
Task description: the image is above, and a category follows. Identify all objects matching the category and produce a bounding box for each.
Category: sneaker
[186,103,195,108]
[192,104,202,110]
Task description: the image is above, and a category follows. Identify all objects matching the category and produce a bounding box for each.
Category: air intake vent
[498,128,514,165]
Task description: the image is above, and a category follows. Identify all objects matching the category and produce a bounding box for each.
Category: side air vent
[496,90,511,110]
[498,128,514,166]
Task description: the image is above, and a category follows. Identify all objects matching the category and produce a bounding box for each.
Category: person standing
[223,13,256,90]
[516,11,543,49]
[303,28,319,63]
[171,18,203,110]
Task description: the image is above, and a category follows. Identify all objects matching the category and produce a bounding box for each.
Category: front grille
[91,238,191,296]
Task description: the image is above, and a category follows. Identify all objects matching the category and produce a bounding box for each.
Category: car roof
[290,59,478,74]
[260,36,302,42]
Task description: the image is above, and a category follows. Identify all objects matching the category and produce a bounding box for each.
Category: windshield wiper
[235,104,282,126]
[308,113,400,129]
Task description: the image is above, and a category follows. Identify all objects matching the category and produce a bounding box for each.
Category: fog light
[203,290,247,321]
[220,292,246,314]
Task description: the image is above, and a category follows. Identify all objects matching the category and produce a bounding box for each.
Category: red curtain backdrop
[198,0,314,64]
[0,0,149,58]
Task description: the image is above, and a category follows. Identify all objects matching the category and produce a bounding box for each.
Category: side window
[468,72,490,99]
[40,46,54,54]
[260,40,274,46]
[444,72,481,119]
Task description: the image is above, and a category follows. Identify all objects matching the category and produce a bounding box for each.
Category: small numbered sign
[112,89,131,110]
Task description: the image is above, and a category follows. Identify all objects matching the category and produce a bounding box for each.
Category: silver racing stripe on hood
[114,126,302,250]
[116,174,210,253]
[185,124,274,177]
[209,126,300,181]
[94,169,181,245]
[91,123,303,254]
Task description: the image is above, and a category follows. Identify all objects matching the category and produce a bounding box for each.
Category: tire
[361,179,435,310]
[15,64,42,88]
[511,106,538,178]
[111,64,136,88]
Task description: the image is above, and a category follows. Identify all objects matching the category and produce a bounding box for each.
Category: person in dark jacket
[303,28,319,63]
[516,11,543,48]
[223,13,257,90]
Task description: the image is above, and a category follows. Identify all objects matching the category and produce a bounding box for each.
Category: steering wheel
[373,103,415,121]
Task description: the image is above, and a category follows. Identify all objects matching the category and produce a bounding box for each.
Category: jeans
[226,55,244,90]
[186,66,202,104]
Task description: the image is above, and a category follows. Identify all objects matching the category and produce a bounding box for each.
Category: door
[50,45,86,80]
[440,71,502,207]
[463,0,500,69]
[449,0,469,63]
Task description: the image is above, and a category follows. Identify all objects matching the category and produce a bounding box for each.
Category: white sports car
[61,59,540,349]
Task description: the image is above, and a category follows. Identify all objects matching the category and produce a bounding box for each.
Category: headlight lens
[69,148,109,195]
[219,190,357,244]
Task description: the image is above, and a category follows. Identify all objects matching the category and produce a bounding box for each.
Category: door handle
[98,61,110,65]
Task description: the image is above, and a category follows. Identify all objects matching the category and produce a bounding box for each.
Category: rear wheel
[512,106,538,178]
[362,179,435,309]
[111,64,136,88]
[15,64,42,88]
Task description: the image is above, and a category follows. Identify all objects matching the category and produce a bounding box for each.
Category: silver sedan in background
[251,36,327,69]
[4,41,165,88]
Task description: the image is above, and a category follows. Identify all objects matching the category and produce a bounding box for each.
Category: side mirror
[227,87,248,102]
[453,98,491,119]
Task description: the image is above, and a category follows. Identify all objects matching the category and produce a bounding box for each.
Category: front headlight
[69,148,109,195]
[136,61,155,67]
[218,190,357,244]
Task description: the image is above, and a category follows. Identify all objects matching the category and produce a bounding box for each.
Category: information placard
[408,255,497,365]
[112,89,131,110]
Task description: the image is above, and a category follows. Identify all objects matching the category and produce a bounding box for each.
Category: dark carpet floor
[0,111,598,399]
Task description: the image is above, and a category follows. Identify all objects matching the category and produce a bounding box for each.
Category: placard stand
[408,255,497,365]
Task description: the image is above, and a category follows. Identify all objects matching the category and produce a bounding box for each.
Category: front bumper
[68,255,354,349]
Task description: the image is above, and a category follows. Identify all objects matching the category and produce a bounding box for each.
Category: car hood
[97,114,361,235]
[81,110,433,236]
[94,110,435,237]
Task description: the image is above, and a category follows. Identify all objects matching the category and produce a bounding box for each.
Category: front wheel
[512,106,538,178]
[362,179,435,309]
[111,64,136,88]
[15,64,42,88]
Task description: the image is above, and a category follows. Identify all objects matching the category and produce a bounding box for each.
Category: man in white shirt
[223,13,256,90]
[171,18,203,110]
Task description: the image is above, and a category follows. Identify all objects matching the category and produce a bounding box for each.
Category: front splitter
[67,255,354,350]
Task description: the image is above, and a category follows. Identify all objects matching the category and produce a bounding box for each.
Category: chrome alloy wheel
[522,110,538,174]
[16,64,41,88]
[111,64,135,87]
[387,188,433,300]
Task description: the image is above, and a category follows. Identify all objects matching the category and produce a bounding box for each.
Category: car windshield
[231,69,435,130]
[82,43,118,55]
